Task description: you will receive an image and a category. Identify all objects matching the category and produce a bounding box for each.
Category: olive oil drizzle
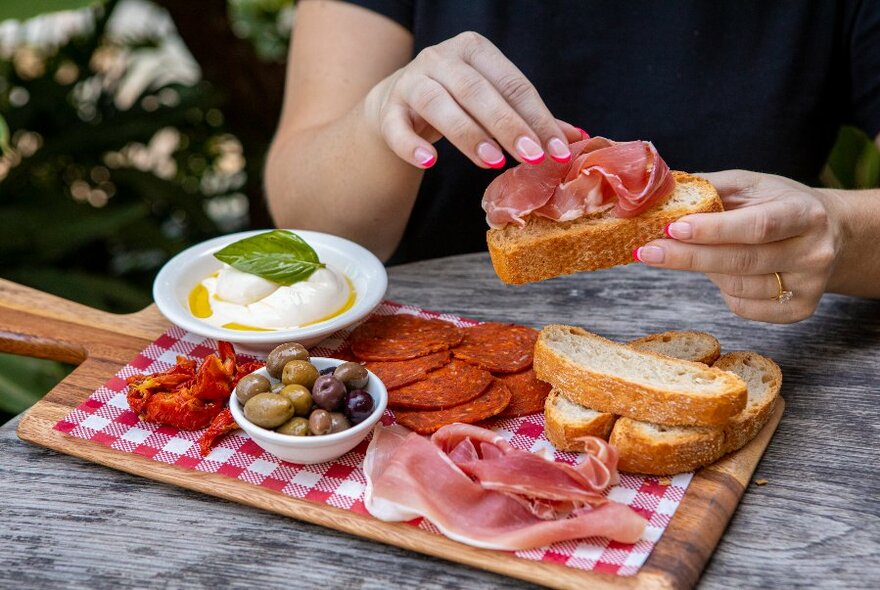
[187,274,356,331]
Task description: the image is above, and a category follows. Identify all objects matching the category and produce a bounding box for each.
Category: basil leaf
[213,230,325,286]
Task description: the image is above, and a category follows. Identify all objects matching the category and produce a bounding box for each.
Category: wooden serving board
[1,279,782,590]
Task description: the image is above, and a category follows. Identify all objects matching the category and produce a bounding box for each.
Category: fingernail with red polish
[632,248,641,262]
[414,147,436,168]
[665,222,692,240]
[547,137,571,163]
[575,127,590,139]
[515,136,545,164]
[634,246,665,264]
[477,142,506,168]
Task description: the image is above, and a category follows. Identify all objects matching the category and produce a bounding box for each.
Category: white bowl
[153,230,387,354]
[229,359,388,464]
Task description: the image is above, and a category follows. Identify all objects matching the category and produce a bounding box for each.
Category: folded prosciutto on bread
[364,423,647,550]
[481,137,675,229]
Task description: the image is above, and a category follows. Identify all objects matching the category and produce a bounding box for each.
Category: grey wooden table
[2,253,879,589]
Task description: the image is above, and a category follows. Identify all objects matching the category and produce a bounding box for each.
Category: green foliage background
[0,0,293,422]
[0,0,878,426]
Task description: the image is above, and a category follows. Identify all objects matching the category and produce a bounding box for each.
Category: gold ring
[773,272,793,303]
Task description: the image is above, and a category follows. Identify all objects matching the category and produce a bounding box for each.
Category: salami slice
[364,351,452,390]
[394,380,512,435]
[494,368,551,418]
[452,322,538,373]
[387,360,492,410]
[351,314,464,361]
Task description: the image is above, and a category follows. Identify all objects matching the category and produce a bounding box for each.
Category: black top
[342,0,880,265]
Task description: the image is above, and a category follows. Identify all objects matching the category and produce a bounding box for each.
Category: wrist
[817,187,880,296]
[815,188,850,292]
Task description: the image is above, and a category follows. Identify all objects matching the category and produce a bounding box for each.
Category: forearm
[823,188,880,298]
[265,98,423,262]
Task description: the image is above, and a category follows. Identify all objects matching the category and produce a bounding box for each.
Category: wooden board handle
[0,278,160,363]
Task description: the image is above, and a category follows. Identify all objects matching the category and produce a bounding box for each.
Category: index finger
[665,200,812,245]
[456,33,567,153]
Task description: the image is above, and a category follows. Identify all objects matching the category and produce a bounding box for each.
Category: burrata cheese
[198,264,350,330]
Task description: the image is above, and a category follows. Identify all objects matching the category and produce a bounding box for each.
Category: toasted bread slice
[713,352,782,453]
[544,389,617,451]
[629,331,721,365]
[487,172,722,285]
[545,330,720,448]
[606,351,782,475]
[534,325,747,426]
[609,419,725,475]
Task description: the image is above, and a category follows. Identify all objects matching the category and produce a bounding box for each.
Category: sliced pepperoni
[394,380,513,435]
[351,314,464,361]
[387,360,492,410]
[494,368,551,418]
[364,351,452,390]
[452,322,538,373]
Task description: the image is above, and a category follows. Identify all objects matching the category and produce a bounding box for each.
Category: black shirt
[343,1,880,265]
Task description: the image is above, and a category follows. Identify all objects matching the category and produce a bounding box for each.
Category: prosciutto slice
[482,137,675,228]
[363,423,647,550]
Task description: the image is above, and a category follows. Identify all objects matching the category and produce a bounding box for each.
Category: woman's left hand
[633,170,845,323]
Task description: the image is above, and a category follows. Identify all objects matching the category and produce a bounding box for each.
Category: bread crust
[487,172,723,285]
[610,418,725,476]
[534,325,747,427]
[628,331,721,365]
[544,389,616,451]
[713,351,783,453]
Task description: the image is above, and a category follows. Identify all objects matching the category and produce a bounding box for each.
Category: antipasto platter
[13,294,783,590]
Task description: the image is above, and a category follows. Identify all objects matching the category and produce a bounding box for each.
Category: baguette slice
[545,330,720,450]
[628,331,721,365]
[607,351,782,475]
[534,325,747,426]
[487,172,722,285]
[544,389,617,451]
[609,419,726,475]
[713,351,782,453]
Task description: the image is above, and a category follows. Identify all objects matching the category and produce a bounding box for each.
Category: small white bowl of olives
[229,342,388,464]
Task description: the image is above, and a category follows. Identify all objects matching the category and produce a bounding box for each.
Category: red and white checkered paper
[54,301,692,576]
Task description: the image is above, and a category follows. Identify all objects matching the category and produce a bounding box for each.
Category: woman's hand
[363,31,583,170]
[634,170,846,323]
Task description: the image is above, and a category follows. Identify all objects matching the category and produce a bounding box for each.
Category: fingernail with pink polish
[665,222,692,240]
[634,246,665,264]
[547,137,571,163]
[575,127,590,139]
[515,136,545,163]
[414,147,436,168]
[477,142,506,168]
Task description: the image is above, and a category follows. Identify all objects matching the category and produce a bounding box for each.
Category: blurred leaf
[3,267,152,310]
[0,200,149,263]
[0,354,72,414]
[0,0,103,22]
[855,140,880,189]
[821,126,880,190]
[0,114,9,155]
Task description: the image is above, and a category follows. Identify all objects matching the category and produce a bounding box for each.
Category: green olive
[266,342,309,379]
[282,359,319,389]
[328,412,351,434]
[333,362,369,391]
[279,384,313,416]
[308,409,332,436]
[243,392,295,429]
[276,416,310,436]
[235,373,271,405]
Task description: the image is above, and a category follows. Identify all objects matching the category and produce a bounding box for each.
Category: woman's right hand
[363,31,583,170]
